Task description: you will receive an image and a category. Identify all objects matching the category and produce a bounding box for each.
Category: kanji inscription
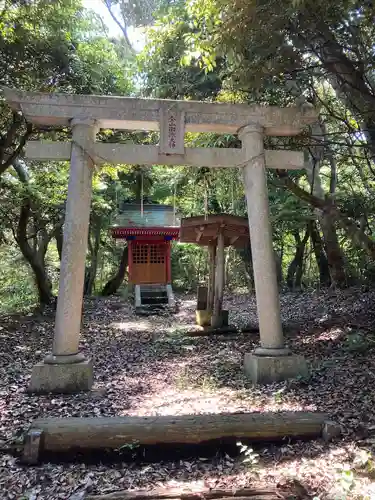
[159,108,185,155]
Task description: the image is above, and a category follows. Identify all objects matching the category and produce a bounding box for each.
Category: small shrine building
[111,202,179,286]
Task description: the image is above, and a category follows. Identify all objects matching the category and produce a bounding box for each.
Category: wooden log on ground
[186,325,259,337]
[87,487,276,500]
[87,489,279,500]
[24,411,337,463]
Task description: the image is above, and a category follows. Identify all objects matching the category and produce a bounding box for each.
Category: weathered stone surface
[240,125,285,350]
[159,108,185,155]
[52,120,97,358]
[244,353,308,384]
[28,359,93,394]
[3,87,317,135]
[166,284,176,308]
[25,142,304,170]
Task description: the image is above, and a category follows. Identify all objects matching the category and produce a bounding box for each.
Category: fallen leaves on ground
[1,287,375,499]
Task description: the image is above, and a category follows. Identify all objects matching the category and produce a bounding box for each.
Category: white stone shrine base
[244,352,308,385]
[28,359,93,394]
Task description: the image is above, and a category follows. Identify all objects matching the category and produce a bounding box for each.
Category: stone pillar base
[28,359,93,394]
[244,352,308,384]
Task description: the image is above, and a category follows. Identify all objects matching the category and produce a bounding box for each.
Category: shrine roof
[111,203,179,230]
[179,214,249,248]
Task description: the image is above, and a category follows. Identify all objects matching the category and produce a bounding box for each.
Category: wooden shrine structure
[110,202,179,311]
[1,86,316,391]
[180,214,249,327]
[111,203,179,286]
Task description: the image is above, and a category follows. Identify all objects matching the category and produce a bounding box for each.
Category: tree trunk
[54,225,63,261]
[16,199,54,305]
[84,222,101,296]
[274,250,283,286]
[319,212,347,287]
[309,220,331,287]
[101,245,128,296]
[278,172,375,265]
[286,229,309,290]
[239,243,254,291]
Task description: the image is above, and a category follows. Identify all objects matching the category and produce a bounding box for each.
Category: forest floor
[1,287,375,499]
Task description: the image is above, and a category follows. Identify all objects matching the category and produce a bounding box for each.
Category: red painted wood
[166,241,171,283]
[111,227,180,239]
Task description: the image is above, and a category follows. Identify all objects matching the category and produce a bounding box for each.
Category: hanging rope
[173,180,177,226]
[231,173,235,214]
[140,170,144,218]
[204,186,208,220]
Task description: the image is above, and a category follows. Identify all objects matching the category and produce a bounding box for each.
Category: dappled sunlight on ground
[1,288,375,497]
[110,319,152,332]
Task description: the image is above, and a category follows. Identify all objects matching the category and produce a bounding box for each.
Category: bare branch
[103,0,135,52]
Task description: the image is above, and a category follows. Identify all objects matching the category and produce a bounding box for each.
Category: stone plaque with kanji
[159,108,185,155]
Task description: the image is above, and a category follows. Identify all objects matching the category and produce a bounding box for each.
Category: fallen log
[87,487,276,500]
[87,492,278,500]
[186,325,259,337]
[23,412,339,464]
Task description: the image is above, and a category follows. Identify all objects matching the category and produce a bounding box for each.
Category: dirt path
[1,288,375,498]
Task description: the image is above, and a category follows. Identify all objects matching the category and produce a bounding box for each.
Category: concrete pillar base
[28,359,93,394]
[44,352,86,364]
[244,352,308,385]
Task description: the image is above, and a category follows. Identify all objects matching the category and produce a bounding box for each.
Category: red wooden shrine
[111,204,179,285]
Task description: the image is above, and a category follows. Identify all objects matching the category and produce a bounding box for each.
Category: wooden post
[207,242,216,311]
[212,231,225,328]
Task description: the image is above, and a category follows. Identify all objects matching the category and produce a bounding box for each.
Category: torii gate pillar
[29,118,98,393]
[239,124,308,384]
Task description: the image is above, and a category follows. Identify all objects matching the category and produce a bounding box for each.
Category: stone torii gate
[2,88,316,392]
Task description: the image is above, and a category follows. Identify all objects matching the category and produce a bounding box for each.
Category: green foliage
[0,245,37,313]
[236,441,260,467]
[0,0,133,94]
[335,449,375,494]
[342,332,371,354]
[2,0,375,310]
[137,4,222,99]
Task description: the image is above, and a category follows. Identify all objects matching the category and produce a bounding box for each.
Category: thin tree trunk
[16,200,54,305]
[101,245,128,296]
[286,229,309,290]
[274,250,283,286]
[309,220,331,286]
[319,211,347,287]
[84,222,101,296]
[278,171,375,260]
[303,122,347,287]
[54,225,63,261]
